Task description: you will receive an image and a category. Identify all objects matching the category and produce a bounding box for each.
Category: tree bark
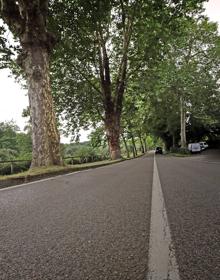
[1,0,62,167]
[105,112,121,160]
[97,39,123,160]
[25,47,62,167]
[180,95,187,148]
[96,3,134,160]
[122,133,130,158]
[144,135,147,152]
[138,133,145,154]
[130,133,137,157]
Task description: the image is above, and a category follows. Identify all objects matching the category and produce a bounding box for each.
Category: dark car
[155,147,163,154]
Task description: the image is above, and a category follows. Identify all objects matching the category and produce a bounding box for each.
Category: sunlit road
[0,150,220,279]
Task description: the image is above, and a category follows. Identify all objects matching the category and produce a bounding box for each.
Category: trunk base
[110,149,121,160]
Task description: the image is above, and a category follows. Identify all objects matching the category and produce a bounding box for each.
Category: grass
[165,152,192,157]
[0,152,147,188]
[0,159,123,183]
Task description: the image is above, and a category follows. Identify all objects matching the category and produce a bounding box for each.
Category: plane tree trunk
[144,135,148,153]
[180,95,187,149]
[105,109,121,160]
[121,133,130,158]
[0,0,62,167]
[130,132,137,158]
[96,3,133,160]
[24,47,62,167]
[97,45,125,160]
[138,132,145,154]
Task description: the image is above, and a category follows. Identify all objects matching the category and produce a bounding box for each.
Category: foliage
[0,161,31,176]
[133,17,220,149]
[0,121,32,161]
[1,0,220,158]
[0,121,18,160]
[62,140,109,164]
[89,126,107,148]
[170,147,190,155]
[49,0,208,139]
[0,159,122,182]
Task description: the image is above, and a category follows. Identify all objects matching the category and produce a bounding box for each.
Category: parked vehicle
[155,147,163,154]
[200,142,208,150]
[188,143,201,153]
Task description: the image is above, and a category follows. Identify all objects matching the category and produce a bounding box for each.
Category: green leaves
[2,0,218,150]
[0,121,32,161]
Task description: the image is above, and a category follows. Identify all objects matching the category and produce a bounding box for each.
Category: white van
[188,143,201,153]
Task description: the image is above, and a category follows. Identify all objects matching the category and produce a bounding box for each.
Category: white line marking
[0,169,90,192]
[148,156,181,280]
[0,160,126,192]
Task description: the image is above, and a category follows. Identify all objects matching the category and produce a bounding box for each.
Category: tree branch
[0,0,25,34]
[114,1,137,112]
[72,63,103,97]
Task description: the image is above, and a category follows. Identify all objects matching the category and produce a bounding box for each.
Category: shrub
[0,161,31,176]
[170,147,190,154]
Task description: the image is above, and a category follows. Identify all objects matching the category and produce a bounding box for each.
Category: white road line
[0,160,126,192]
[0,169,90,192]
[148,156,181,280]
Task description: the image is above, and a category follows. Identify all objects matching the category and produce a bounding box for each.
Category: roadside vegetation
[0,121,159,176]
[0,159,124,188]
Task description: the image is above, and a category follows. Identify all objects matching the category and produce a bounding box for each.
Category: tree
[51,0,140,159]
[50,0,207,159]
[137,18,220,149]
[0,121,32,161]
[0,121,18,160]
[167,18,220,148]
[16,132,32,160]
[0,1,62,167]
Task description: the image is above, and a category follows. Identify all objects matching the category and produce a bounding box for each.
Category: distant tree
[89,127,107,149]
[137,18,220,149]
[15,132,32,160]
[0,121,18,152]
[0,121,32,161]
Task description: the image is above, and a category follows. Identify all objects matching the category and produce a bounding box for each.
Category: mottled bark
[122,134,130,158]
[105,112,121,160]
[180,95,187,148]
[25,47,62,167]
[1,0,62,167]
[98,42,122,160]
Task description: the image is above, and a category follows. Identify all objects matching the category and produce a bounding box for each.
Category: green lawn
[0,159,123,181]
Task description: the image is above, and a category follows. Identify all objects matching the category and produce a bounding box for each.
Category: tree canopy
[1,0,220,164]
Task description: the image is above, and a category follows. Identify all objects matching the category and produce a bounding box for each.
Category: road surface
[0,150,219,279]
[156,150,220,280]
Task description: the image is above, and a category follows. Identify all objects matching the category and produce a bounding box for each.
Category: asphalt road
[0,150,220,280]
[156,150,220,280]
[0,156,153,280]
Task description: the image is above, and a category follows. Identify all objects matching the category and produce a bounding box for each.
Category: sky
[0,0,219,143]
